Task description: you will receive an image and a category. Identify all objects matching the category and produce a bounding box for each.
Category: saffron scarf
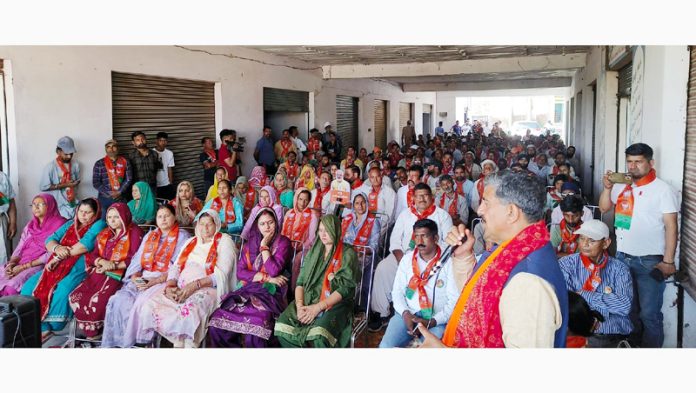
[176,232,222,275]
[615,169,657,230]
[454,180,467,198]
[283,161,299,180]
[408,202,436,249]
[476,178,484,205]
[368,187,380,213]
[352,178,363,190]
[580,251,609,292]
[211,197,236,226]
[104,156,127,192]
[340,213,376,247]
[405,246,442,320]
[140,225,181,273]
[314,186,329,209]
[442,220,549,348]
[55,158,76,204]
[96,227,131,281]
[320,240,344,303]
[280,139,293,157]
[282,208,312,243]
[439,193,458,219]
[558,219,581,254]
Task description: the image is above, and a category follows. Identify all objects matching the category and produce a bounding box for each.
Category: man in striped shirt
[558,219,633,348]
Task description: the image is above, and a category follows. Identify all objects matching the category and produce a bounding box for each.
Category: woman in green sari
[274,215,360,348]
[128,181,157,225]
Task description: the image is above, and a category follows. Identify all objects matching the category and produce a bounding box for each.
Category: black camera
[227,136,246,153]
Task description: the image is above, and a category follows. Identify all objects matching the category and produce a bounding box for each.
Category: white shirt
[357,183,397,225]
[610,177,679,256]
[392,249,459,325]
[154,148,175,187]
[550,206,594,225]
[390,205,453,253]
[435,191,469,224]
[394,185,414,222]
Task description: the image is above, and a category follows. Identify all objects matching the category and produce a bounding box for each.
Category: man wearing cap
[40,136,81,219]
[599,143,679,348]
[558,219,633,348]
[402,120,416,148]
[93,139,133,217]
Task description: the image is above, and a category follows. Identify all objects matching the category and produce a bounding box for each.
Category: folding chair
[229,233,245,251]
[372,212,391,259]
[156,198,170,206]
[585,205,602,221]
[350,244,376,348]
[66,319,102,348]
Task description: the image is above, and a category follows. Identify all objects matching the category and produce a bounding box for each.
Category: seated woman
[21,198,106,338]
[248,166,268,189]
[233,176,256,221]
[341,192,381,306]
[170,181,203,227]
[128,181,157,225]
[0,194,66,296]
[207,208,291,347]
[202,179,243,235]
[295,163,316,191]
[135,210,237,348]
[272,170,294,210]
[274,215,360,348]
[241,185,284,240]
[282,188,318,290]
[205,167,229,203]
[101,204,191,347]
[68,203,144,339]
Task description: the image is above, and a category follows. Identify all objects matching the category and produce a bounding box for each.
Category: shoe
[367,312,388,332]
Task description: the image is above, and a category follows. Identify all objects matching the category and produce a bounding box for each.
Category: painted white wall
[571,45,692,347]
[0,46,434,232]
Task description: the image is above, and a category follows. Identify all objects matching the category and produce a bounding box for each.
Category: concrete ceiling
[246,45,591,92]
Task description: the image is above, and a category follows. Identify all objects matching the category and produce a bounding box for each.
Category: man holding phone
[599,143,679,348]
[40,136,81,219]
[378,219,458,348]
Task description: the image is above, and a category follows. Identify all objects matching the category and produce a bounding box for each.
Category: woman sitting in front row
[21,198,106,339]
[101,204,191,347]
[207,207,291,347]
[68,203,144,340]
[135,210,237,348]
[274,215,360,348]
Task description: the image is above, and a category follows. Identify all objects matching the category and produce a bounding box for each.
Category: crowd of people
[0,119,680,348]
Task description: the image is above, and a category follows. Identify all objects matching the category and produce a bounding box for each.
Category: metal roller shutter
[618,63,633,98]
[336,95,358,159]
[374,99,387,151]
[399,102,413,131]
[263,87,309,112]
[680,47,696,300]
[111,71,216,198]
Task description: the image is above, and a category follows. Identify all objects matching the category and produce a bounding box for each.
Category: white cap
[410,144,419,150]
[573,219,610,241]
[323,121,332,128]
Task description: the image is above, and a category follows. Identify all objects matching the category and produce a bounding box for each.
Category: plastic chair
[66,319,102,348]
[350,244,376,348]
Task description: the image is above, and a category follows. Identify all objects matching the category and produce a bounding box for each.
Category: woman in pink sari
[68,202,143,339]
[0,194,66,296]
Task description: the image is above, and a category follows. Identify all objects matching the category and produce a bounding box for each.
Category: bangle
[260,246,270,252]
[52,244,61,253]
[196,279,202,290]
[662,261,675,265]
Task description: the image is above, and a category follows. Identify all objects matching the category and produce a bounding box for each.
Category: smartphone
[133,277,148,285]
[608,172,632,184]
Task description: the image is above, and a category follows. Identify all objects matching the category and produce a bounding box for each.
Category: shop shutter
[263,87,309,112]
[399,102,413,131]
[111,71,216,198]
[618,63,633,98]
[680,47,696,299]
[336,95,358,159]
[374,99,387,151]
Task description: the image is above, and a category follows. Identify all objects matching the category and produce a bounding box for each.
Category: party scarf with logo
[340,213,376,247]
[176,232,222,275]
[405,246,442,320]
[408,202,436,249]
[615,169,657,230]
[320,241,344,304]
[140,225,180,273]
[558,219,581,254]
[211,197,236,226]
[56,158,76,204]
[104,156,127,192]
[580,251,609,291]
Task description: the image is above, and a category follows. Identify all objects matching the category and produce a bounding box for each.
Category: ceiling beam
[322,53,586,79]
[402,77,573,92]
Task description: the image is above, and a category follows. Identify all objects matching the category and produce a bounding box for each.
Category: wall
[571,45,693,347]
[0,45,435,231]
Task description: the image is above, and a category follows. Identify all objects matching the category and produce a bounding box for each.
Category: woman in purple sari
[240,185,284,241]
[0,194,66,296]
[207,207,291,347]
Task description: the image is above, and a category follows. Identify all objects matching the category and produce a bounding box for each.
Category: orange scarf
[282,208,313,244]
[320,241,344,303]
[368,187,380,212]
[314,187,329,209]
[284,161,299,180]
[439,193,458,219]
[244,188,256,214]
[211,197,236,226]
[454,180,467,198]
[406,188,415,209]
[308,139,321,153]
[280,139,293,157]
[405,246,442,320]
[140,225,180,273]
[476,178,484,204]
[55,158,75,203]
[340,214,376,247]
[558,219,581,254]
[96,228,131,281]
[615,169,657,230]
[104,156,127,192]
[408,202,436,249]
[352,178,363,190]
[176,232,222,275]
[580,251,608,292]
